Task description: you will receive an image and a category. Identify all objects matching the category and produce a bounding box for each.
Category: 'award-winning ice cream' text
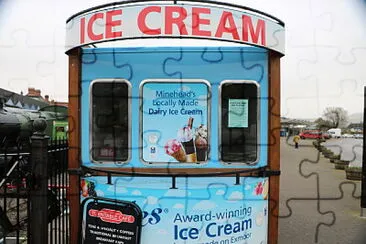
[173,206,253,242]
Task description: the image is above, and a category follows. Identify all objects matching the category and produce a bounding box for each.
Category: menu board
[228,99,249,128]
[81,198,142,244]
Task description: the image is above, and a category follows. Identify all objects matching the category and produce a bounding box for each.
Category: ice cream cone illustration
[164,139,186,162]
[195,124,208,161]
[177,117,197,162]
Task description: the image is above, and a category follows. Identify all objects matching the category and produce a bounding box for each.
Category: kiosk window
[220,81,259,164]
[91,81,130,162]
[141,80,210,164]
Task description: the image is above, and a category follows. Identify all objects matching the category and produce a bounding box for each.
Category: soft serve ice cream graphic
[164,117,209,163]
[194,124,208,161]
[177,117,197,162]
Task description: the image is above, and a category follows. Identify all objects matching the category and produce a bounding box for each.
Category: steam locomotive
[0,98,69,226]
[0,98,68,150]
[0,97,68,176]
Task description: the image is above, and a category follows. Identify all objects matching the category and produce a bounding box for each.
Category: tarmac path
[278,137,366,244]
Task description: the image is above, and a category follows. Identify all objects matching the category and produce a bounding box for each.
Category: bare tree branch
[321,107,348,129]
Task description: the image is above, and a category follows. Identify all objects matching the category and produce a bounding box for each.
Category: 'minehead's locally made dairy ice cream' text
[148,90,203,116]
[173,206,253,241]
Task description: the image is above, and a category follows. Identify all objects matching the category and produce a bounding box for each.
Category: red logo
[88,208,135,224]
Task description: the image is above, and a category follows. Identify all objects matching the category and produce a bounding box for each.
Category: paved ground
[278,137,366,244]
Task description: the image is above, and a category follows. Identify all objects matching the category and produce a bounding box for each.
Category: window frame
[218,80,261,165]
[89,79,132,164]
[139,79,211,165]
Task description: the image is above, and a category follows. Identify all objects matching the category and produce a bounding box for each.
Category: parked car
[342,133,353,138]
[353,134,363,139]
[322,132,331,139]
[327,128,342,138]
[299,130,326,139]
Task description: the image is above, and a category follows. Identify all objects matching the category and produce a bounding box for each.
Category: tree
[322,107,348,128]
[314,117,332,130]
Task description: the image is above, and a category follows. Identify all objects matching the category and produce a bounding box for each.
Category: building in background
[347,123,363,134]
[0,87,68,110]
[280,117,313,137]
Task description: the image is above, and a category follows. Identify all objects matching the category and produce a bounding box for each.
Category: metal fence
[0,148,29,244]
[47,139,69,244]
[0,135,69,243]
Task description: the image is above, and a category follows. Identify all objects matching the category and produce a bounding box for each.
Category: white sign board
[228,99,249,128]
[66,2,285,54]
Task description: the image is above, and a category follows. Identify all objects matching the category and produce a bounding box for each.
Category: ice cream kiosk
[66,1,285,243]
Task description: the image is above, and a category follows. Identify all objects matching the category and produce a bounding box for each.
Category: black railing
[47,138,69,244]
[0,147,30,243]
[0,133,69,243]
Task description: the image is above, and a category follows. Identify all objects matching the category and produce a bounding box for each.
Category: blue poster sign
[141,80,209,163]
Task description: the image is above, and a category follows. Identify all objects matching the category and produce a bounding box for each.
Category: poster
[81,177,269,244]
[81,198,142,244]
[141,81,209,163]
[228,99,248,128]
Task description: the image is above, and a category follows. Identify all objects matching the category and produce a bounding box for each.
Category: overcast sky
[0,0,365,119]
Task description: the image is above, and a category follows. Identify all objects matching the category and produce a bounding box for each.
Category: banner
[81,177,269,244]
[66,2,285,54]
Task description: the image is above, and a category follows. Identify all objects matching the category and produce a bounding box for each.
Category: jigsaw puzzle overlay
[78,44,364,244]
[1,0,365,243]
[80,47,269,169]
[279,0,365,241]
[280,138,363,243]
[77,46,271,243]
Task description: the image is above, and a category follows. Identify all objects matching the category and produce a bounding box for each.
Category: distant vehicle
[322,132,331,139]
[342,133,353,138]
[354,134,363,139]
[299,130,326,139]
[327,128,342,138]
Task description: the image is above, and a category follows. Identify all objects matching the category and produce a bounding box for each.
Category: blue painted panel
[81,47,268,168]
